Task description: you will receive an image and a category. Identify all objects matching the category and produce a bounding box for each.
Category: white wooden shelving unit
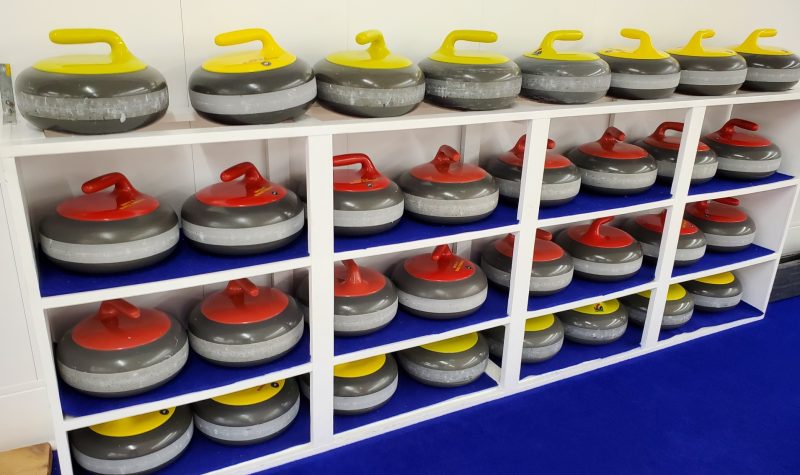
[1,89,799,474]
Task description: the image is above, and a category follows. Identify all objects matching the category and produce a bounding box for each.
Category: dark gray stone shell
[16,67,168,134]
[191,378,300,445]
[738,52,800,91]
[70,406,192,461]
[188,60,315,124]
[313,60,424,117]
[418,58,521,110]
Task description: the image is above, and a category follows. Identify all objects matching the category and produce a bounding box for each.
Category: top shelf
[2,89,800,158]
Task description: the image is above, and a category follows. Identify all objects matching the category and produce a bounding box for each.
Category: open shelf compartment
[537,183,672,224]
[520,324,643,379]
[671,245,774,280]
[60,332,310,422]
[334,286,509,359]
[38,234,309,298]
[333,370,498,434]
[528,263,657,312]
[334,201,518,256]
[658,302,763,341]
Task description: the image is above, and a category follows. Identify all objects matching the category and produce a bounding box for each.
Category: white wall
[2,0,800,452]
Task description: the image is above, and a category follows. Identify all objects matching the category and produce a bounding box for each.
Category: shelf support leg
[1,157,73,474]
[641,106,706,347]
[500,118,549,389]
[305,135,335,445]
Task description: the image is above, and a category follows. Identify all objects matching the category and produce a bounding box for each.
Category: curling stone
[56,299,188,397]
[391,244,487,319]
[398,145,499,223]
[70,406,193,475]
[515,29,611,104]
[621,285,694,329]
[301,354,399,415]
[634,122,718,184]
[542,139,583,206]
[733,29,800,91]
[398,333,489,387]
[192,379,300,445]
[485,135,581,206]
[597,29,680,100]
[333,153,404,235]
[683,272,743,312]
[667,30,747,96]
[624,210,707,266]
[556,216,643,282]
[703,118,781,180]
[297,260,398,336]
[39,172,179,273]
[188,279,304,366]
[189,28,315,125]
[567,127,658,195]
[483,314,565,363]
[481,231,573,296]
[181,162,304,255]
[419,30,521,110]
[557,300,628,345]
[16,29,168,135]
[315,30,424,117]
[684,198,756,253]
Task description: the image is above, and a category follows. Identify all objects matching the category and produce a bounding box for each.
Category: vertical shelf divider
[640,106,706,347]
[0,156,73,473]
[500,118,549,389]
[305,134,335,446]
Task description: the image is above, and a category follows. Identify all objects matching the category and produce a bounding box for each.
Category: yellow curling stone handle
[668,29,737,58]
[35,28,146,74]
[599,28,669,60]
[526,30,599,61]
[429,29,509,65]
[733,28,793,56]
[203,28,296,73]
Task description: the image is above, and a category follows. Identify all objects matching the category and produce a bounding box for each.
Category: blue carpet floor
[269,297,800,475]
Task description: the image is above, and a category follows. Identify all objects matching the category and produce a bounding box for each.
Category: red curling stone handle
[583,216,614,239]
[653,122,684,139]
[342,259,363,284]
[536,229,553,241]
[225,278,260,297]
[431,145,462,171]
[220,162,270,195]
[718,118,759,138]
[599,127,625,150]
[82,172,139,202]
[431,244,454,261]
[97,299,141,322]
[511,135,527,158]
[333,153,382,180]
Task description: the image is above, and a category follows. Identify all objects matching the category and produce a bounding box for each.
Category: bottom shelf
[334,371,498,434]
[658,302,763,341]
[520,325,643,379]
[70,399,310,475]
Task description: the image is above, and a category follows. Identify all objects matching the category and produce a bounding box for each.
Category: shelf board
[333,370,498,434]
[39,234,309,308]
[537,184,672,227]
[688,173,797,202]
[333,286,509,363]
[333,201,518,260]
[670,245,775,283]
[5,90,800,158]
[520,325,643,379]
[61,332,310,430]
[68,399,311,475]
[658,302,763,342]
[527,263,657,314]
